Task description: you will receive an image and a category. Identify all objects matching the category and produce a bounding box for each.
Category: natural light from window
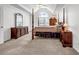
[38,12,49,27]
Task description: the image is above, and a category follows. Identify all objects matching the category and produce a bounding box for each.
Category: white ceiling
[22,4,64,14]
[11,4,64,14]
[22,4,56,13]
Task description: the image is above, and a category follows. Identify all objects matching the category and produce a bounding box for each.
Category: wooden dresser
[60,31,72,47]
[11,27,28,39]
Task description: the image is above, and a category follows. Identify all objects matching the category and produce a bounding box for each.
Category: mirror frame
[15,13,23,27]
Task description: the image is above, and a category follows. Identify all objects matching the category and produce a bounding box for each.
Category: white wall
[58,4,79,52]
[0,4,31,42]
[0,5,4,44]
[59,9,63,22]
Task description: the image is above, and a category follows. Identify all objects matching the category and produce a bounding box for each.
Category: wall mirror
[15,13,23,27]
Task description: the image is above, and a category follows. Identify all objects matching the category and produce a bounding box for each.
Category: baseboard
[73,47,79,53]
[4,39,11,43]
[0,41,4,44]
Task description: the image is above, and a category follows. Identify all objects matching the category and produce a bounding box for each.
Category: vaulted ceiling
[11,4,64,14]
[22,4,56,13]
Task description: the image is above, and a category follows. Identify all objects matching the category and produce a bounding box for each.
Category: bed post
[63,8,65,24]
[58,13,59,24]
[38,16,39,26]
[32,8,34,40]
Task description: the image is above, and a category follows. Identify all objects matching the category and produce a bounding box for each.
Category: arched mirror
[15,13,23,27]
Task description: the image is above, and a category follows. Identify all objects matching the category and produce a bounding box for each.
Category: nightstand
[60,31,72,47]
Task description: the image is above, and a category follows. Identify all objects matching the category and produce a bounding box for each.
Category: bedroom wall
[0,4,31,42]
[58,4,79,52]
[59,8,63,22]
[0,5,4,44]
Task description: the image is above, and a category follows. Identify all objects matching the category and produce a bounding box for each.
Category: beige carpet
[0,33,79,55]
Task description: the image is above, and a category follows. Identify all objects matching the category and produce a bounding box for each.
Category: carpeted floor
[0,33,79,55]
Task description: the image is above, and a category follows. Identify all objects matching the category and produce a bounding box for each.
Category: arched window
[39,12,48,17]
[38,12,49,26]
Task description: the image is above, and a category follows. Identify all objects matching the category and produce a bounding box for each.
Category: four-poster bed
[33,16,60,38]
[32,6,60,39]
[31,4,61,39]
